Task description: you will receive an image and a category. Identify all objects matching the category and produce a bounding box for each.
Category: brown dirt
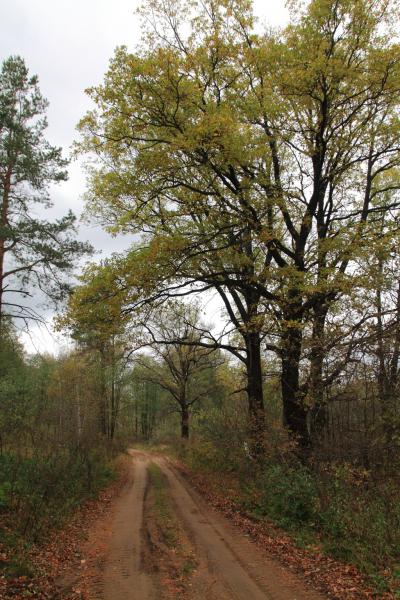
[141,465,197,599]
[76,449,328,600]
[77,451,155,600]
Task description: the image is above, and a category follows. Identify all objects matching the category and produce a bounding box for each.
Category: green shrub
[250,462,319,529]
[0,481,11,509]
[318,470,400,572]
[0,450,114,540]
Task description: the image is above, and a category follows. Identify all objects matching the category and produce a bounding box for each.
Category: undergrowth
[0,447,115,580]
[181,438,400,595]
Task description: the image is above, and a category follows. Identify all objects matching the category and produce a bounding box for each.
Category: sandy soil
[78,450,328,600]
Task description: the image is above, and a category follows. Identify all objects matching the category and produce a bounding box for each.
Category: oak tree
[78,0,400,448]
[136,300,223,439]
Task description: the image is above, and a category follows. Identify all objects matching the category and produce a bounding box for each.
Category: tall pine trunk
[0,166,11,332]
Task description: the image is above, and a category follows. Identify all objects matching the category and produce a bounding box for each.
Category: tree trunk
[244,330,265,456]
[0,166,12,331]
[309,304,328,437]
[376,257,387,404]
[180,404,189,439]
[99,349,108,436]
[135,384,139,437]
[110,376,116,440]
[281,322,310,448]
[389,279,400,391]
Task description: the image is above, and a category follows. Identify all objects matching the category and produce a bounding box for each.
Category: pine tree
[0,55,91,328]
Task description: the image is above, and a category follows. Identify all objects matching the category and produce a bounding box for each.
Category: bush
[317,467,400,572]
[0,449,114,540]
[249,462,319,529]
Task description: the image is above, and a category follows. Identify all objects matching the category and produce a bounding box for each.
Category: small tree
[137,300,223,439]
[0,56,91,328]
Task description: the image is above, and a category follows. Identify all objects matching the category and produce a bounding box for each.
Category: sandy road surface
[84,452,155,600]
[83,450,327,600]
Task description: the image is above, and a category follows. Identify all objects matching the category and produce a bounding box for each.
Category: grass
[146,462,198,590]
[147,462,178,547]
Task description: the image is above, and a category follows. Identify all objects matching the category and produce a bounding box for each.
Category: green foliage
[0,450,114,540]
[3,555,34,580]
[0,55,91,321]
[0,480,11,509]
[0,325,118,578]
[317,468,400,572]
[187,397,249,473]
[251,463,319,529]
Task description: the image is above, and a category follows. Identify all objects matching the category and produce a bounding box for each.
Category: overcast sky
[0,0,288,354]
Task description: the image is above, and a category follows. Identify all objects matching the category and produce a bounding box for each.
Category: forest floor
[1,448,396,599]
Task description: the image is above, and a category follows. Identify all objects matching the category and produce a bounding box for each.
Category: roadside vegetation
[181,413,400,595]
[0,321,117,583]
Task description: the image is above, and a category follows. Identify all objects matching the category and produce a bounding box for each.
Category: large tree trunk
[281,317,309,448]
[215,286,266,454]
[244,330,265,455]
[309,304,329,437]
[180,404,189,439]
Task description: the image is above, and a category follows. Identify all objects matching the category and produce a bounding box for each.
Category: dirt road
[80,450,327,600]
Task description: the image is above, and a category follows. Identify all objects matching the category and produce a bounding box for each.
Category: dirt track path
[102,455,154,599]
[83,452,155,600]
[83,450,327,600]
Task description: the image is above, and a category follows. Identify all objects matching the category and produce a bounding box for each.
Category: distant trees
[60,277,223,441]
[57,265,133,440]
[0,55,91,328]
[136,301,223,439]
[0,319,27,453]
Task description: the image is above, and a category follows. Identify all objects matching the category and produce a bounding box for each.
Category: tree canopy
[76,0,400,448]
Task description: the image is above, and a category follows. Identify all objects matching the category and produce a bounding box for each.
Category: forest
[1,0,400,598]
